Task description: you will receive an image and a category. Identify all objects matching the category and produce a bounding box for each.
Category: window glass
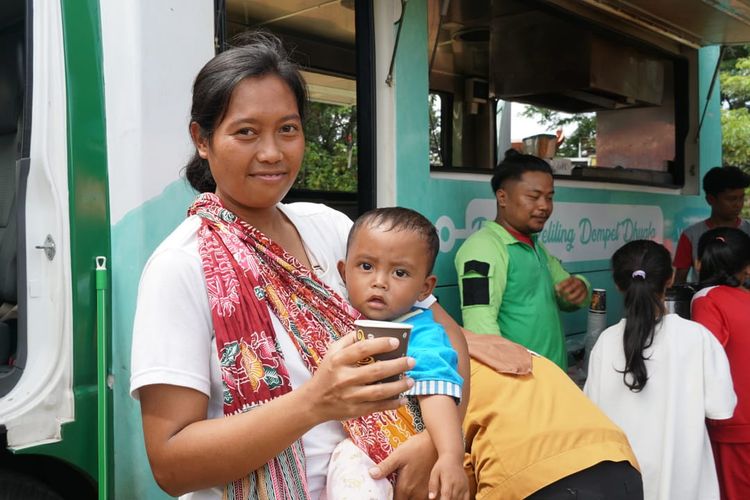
[427,0,685,186]
[429,92,445,167]
[296,100,357,192]
[294,71,358,193]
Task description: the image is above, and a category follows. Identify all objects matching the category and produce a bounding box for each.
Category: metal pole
[96,256,109,500]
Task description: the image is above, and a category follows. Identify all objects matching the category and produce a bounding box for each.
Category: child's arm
[418,394,469,500]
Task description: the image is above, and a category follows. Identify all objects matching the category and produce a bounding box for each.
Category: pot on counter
[522,133,557,159]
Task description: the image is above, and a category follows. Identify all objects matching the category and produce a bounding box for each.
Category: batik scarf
[189,193,416,500]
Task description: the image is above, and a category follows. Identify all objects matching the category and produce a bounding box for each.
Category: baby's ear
[337,260,346,282]
[418,274,438,300]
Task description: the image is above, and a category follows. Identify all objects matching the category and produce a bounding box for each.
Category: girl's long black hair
[611,240,673,392]
[697,227,750,289]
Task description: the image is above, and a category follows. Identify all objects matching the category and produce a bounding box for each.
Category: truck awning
[545,0,750,48]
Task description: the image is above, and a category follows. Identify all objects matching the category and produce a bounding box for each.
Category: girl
[693,227,750,500]
[584,240,736,500]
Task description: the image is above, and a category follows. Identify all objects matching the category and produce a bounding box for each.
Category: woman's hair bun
[504,148,522,159]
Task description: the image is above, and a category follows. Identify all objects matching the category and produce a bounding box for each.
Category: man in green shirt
[454,150,590,369]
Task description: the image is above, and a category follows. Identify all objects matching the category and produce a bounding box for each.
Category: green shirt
[454,220,590,369]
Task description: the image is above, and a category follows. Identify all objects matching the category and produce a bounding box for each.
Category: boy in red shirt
[673,166,750,283]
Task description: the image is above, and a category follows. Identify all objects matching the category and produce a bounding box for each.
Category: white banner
[436,200,663,262]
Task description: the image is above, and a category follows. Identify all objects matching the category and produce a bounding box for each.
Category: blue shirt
[399,308,463,402]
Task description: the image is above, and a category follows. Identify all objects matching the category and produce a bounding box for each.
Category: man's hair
[347,207,440,274]
[702,166,750,197]
[491,148,553,193]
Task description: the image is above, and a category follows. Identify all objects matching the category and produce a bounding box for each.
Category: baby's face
[339,225,435,321]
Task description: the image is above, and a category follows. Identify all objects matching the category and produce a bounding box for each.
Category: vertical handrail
[695,45,725,141]
[95,256,109,499]
[385,0,408,86]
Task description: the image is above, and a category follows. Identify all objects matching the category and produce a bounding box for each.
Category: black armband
[461,260,491,306]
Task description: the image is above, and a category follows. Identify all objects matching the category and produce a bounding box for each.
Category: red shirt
[673,218,745,270]
[672,232,695,269]
[503,224,535,248]
[692,285,750,442]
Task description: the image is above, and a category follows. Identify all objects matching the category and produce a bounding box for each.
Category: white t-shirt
[584,314,736,500]
[130,202,354,500]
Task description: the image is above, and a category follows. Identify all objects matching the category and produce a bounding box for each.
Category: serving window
[427,0,695,188]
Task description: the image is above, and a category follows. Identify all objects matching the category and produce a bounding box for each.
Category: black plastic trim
[355,0,376,215]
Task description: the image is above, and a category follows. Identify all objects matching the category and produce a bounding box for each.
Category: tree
[429,93,444,166]
[720,46,750,168]
[294,101,358,192]
[719,45,750,216]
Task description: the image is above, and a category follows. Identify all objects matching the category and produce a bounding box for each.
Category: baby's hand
[428,455,469,500]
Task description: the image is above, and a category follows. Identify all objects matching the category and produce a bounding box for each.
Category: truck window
[428,0,692,189]
[295,71,357,194]
[224,0,367,219]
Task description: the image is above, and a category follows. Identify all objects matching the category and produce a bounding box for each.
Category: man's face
[496,171,554,234]
[708,188,746,221]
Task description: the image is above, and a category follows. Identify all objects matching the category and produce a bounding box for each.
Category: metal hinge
[35,234,56,261]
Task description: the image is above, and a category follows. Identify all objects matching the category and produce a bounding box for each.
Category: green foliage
[298,141,357,192]
[429,93,444,166]
[721,108,750,167]
[295,101,358,192]
[558,115,596,158]
[720,58,750,110]
[719,46,750,216]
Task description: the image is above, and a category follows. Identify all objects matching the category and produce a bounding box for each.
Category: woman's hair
[697,227,750,288]
[490,149,553,193]
[185,31,308,193]
[611,240,673,392]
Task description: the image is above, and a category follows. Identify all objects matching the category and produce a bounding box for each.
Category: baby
[327,207,467,500]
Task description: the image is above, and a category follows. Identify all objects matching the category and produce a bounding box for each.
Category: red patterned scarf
[189,194,416,500]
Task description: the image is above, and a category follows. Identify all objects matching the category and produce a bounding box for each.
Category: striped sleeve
[405,379,462,402]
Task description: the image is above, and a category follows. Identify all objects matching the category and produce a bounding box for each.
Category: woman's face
[192,74,305,217]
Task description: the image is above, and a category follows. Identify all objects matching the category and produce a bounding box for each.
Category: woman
[693,227,750,500]
[130,32,469,499]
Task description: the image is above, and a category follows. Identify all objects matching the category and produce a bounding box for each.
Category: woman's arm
[141,333,415,496]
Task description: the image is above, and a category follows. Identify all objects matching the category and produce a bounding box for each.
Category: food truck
[1,0,749,497]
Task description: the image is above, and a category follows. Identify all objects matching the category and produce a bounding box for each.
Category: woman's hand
[140,332,412,496]
[369,431,438,499]
[301,332,415,422]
